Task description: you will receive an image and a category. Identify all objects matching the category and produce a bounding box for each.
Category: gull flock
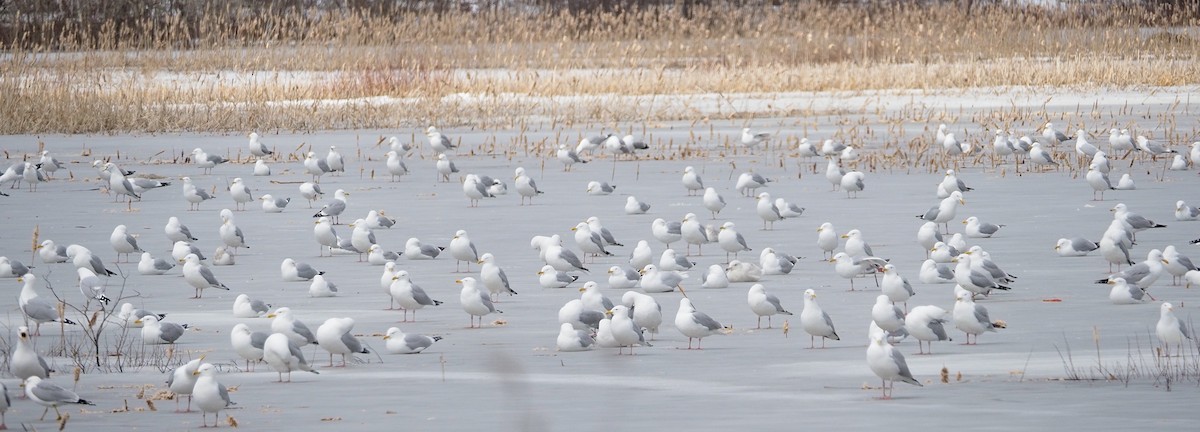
[0,121,1198,429]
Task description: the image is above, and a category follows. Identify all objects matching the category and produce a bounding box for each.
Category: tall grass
[0,2,1196,133]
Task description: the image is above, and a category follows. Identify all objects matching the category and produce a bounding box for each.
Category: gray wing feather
[662,272,684,287]
[556,273,577,284]
[179,225,195,239]
[822,312,837,333]
[497,269,511,289]
[293,321,317,344]
[38,356,52,376]
[765,294,786,313]
[89,255,109,274]
[199,267,224,287]
[902,278,915,296]
[973,305,993,326]
[250,332,268,349]
[287,339,308,361]
[367,232,377,244]
[340,331,364,352]
[32,381,78,403]
[673,254,692,268]
[750,173,767,184]
[1124,215,1155,229]
[405,334,434,351]
[316,159,331,172]
[160,323,185,342]
[922,207,939,221]
[1071,237,1098,252]
[736,234,750,249]
[219,383,231,406]
[936,265,954,280]
[579,310,603,328]
[980,223,1001,235]
[419,245,441,258]
[666,222,682,235]
[969,271,996,289]
[296,263,317,279]
[274,197,290,207]
[691,312,722,331]
[383,251,400,260]
[1176,255,1197,271]
[863,243,874,256]
[1120,263,1150,283]
[955,179,969,190]
[412,286,436,306]
[234,227,246,244]
[196,189,213,200]
[479,292,497,313]
[560,250,585,269]
[250,300,270,313]
[23,298,60,322]
[325,200,345,215]
[600,228,618,245]
[929,320,949,340]
[153,258,175,271]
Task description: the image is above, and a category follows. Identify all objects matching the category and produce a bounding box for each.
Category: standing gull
[180,254,229,298]
[385,150,409,181]
[248,132,273,157]
[316,317,370,367]
[479,253,517,301]
[25,376,94,421]
[675,297,728,349]
[609,305,651,355]
[218,209,249,254]
[263,333,319,382]
[11,326,53,381]
[916,191,965,232]
[736,170,771,197]
[137,315,187,344]
[747,284,792,329]
[556,144,587,171]
[313,189,348,224]
[390,270,444,322]
[905,305,952,354]
[228,178,252,211]
[800,289,840,348]
[458,277,501,328]
[621,291,663,339]
[19,276,77,334]
[718,222,752,261]
[181,177,216,211]
[1156,302,1193,357]
[268,307,318,347]
[191,148,228,174]
[866,335,922,399]
[953,291,1006,344]
[703,187,726,218]
[167,356,204,412]
[681,166,705,195]
[192,363,234,427]
[303,151,331,183]
[300,182,323,208]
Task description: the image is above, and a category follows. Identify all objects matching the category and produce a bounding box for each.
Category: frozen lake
[2,100,1199,430]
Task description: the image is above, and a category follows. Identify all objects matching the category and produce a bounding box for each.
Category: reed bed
[0,2,1196,133]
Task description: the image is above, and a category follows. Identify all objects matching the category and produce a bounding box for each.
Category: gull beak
[134,319,143,325]
[314,220,320,225]
[1107,280,1115,285]
[578,287,587,293]
[570,227,577,231]
[477,260,485,264]
[840,234,848,239]
[959,199,966,205]
[266,313,277,318]
[17,276,24,282]
[536,271,544,275]
[963,251,972,255]
[826,258,836,263]
[1054,245,1060,250]
[604,309,614,317]
[961,220,968,224]
[383,335,391,340]
[1162,259,1171,265]
[193,370,200,376]
[455,279,463,284]
[392,276,400,281]
[951,257,959,263]
[178,259,186,264]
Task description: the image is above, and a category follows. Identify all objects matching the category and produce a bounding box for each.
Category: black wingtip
[318,271,326,275]
[432,336,444,341]
[77,398,96,406]
[1154,224,1167,228]
[433,300,444,306]
[156,314,167,320]
[359,348,370,354]
[996,285,1012,291]
[62,318,77,325]
[1094,278,1110,284]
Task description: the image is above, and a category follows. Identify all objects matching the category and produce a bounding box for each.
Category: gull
[840,145,860,161]
[108,224,143,263]
[573,222,613,258]
[167,356,204,412]
[796,137,820,159]
[213,245,235,266]
[607,265,640,289]
[1029,142,1059,168]
[963,216,1004,238]
[621,135,649,153]
[609,305,651,355]
[103,163,139,207]
[385,327,443,354]
[916,222,943,255]
[681,166,705,195]
[281,258,323,282]
[680,213,710,255]
[181,177,216,211]
[172,241,206,262]
[880,264,916,307]
[260,194,290,213]
[940,170,974,195]
[1091,151,1112,173]
[479,253,517,301]
[24,376,94,421]
[1162,245,1197,286]
[426,126,457,154]
[308,274,338,297]
[703,187,726,218]
[192,363,234,427]
[748,284,792,329]
[624,196,650,214]
[191,148,228,174]
[76,267,110,306]
[760,247,797,275]
[403,237,441,258]
[558,299,604,330]
[774,198,806,218]
[1191,141,1200,166]
[138,252,176,275]
[181,254,228,298]
[866,335,922,399]
[736,170,771,196]
[557,323,594,352]
[248,132,273,157]
[639,264,686,293]
[218,209,249,254]
[513,167,543,205]
[313,189,348,224]
[390,270,445,321]
[1075,130,1099,158]
[629,240,654,270]
[1107,277,1150,305]
[755,192,783,230]
[36,240,70,264]
[952,254,1011,296]
[228,177,252,211]
[165,216,198,246]
[137,315,187,344]
[701,264,730,288]
[300,181,323,208]
[840,171,865,198]
[585,180,616,195]
[816,222,839,259]
[942,132,963,156]
[675,297,727,349]
[871,294,907,337]
[436,154,459,182]
[741,127,770,150]
[717,222,751,261]
[367,244,401,266]
[821,139,847,156]
[458,277,501,328]
[842,229,873,257]
[1176,200,1200,221]
[1055,237,1100,257]
[384,150,409,181]
[659,248,694,272]
[67,245,115,276]
[1042,122,1071,146]
[620,291,662,339]
[347,219,376,260]
[1112,203,1166,240]
[544,241,589,273]
[916,190,965,232]
[800,289,840,348]
[1099,229,1135,271]
[254,158,271,176]
[919,259,954,284]
[363,210,396,229]
[0,257,32,278]
[1171,154,1189,170]
[966,246,1016,283]
[538,264,579,289]
[1136,135,1176,159]
[725,259,763,283]
[316,317,369,367]
[557,144,587,171]
[117,303,166,326]
[19,275,77,334]
[651,218,683,247]
[1115,173,1135,190]
[481,174,507,196]
[830,252,886,291]
[579,281,614,315]
[325,146,345,174]
[449,230,480,271]
[1086,163,1116,200]
[379,262,400,309]
[313,217,339,257]
[462,174,494,207]
[38,150,65,178]
[303,151,331,182]
[263,333,319,382]
[825,159,845,191]
[1156,302,1193,357]
[0,163,22,189]
[268,307,318,347]
[233,294,271,318]
[953,292,1005,344]
[11,326,53,380]
[906,305,952,354]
